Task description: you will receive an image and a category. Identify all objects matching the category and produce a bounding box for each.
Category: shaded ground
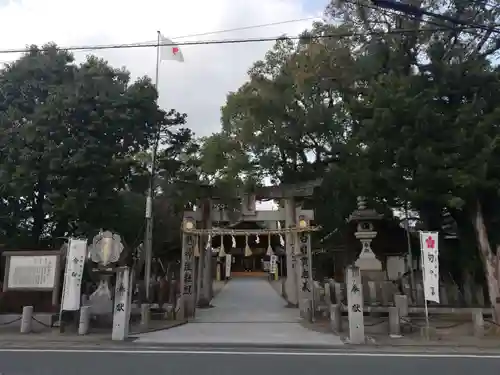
[133,277,344,346]
[0,280,227,343]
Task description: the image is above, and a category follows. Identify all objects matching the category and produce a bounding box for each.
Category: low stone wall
[314,279,488,308]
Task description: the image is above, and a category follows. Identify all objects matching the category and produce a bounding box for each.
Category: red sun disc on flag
[172,47,179,55]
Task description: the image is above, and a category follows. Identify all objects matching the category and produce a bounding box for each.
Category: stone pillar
[20,306,33,334]
[394,294,409,317]
[381,281,394,306]
[367,281,378,305]
[112,267,131,341]
[199,199,213,306]
[416,282,425,306]
[346,266,364,344]
[216,262,221,281]
[388,306,401,336]
[472,309,484,337]
[179,218,196,320]
[195,240,203,306]
[333,282,343,305]
[296,212,313,319]
[78,306,90,335]
[284,197,298,306]
[225,254,232,279]
[140,303,151,328]
[329,304,342,333]
[324,282,332,305]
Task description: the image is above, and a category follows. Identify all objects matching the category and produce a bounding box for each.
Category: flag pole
[155,30,160,87]
[144,30,162,302]
[420,231,430,340]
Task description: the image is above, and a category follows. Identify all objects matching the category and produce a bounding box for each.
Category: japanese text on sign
[299,232,312,295]
[7,255,58,290]
[61,239,87,311]
[420,231,440,303]
[182,234,195,295]
[346,266,364,328]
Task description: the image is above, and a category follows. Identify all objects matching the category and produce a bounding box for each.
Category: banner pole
[420,231,430,340]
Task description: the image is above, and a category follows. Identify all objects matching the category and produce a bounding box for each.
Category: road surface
[0,347,499,375]
[134,277,343,346]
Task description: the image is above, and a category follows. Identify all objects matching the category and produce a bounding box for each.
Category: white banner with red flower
[419,231,440,303]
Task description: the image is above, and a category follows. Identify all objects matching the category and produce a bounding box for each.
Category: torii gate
[178,179,322,320]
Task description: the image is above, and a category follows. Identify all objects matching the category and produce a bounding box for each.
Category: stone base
[355,257,382,272]
[361,270,385,281]
[197,297,211,308]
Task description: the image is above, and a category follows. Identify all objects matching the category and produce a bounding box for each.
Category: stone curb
[127,341,345,349]
[0,320,188,344]
[1,339,500,354]
[125,341,500,351]
[129,320,188,335]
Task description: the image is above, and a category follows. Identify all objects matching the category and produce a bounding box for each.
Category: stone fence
[313,279,489,309]
[310,279,494,342]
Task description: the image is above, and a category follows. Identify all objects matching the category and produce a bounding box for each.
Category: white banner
[61,239,87,311]
[225,254,232,278]
[419,231,440,303]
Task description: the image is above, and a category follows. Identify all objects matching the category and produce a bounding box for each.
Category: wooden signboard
[2,250,62,310]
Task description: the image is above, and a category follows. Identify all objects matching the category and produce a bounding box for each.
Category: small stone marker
[472,308,484,337]
[78,306,90,335]
[20,306,33,334]
[388,306,401,337]
[329,304,342,333]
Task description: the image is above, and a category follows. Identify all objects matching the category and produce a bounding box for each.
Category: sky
[0,0,329,138]
[0,0,329,211]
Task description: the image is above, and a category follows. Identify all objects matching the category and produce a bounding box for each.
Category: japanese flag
[160,35,184,62]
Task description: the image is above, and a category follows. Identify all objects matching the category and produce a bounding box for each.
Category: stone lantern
[348,197,383,271]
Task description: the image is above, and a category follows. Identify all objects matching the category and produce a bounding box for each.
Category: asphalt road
[0,348,499,375]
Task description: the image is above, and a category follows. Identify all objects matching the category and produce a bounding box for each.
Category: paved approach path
[134,277,343,346]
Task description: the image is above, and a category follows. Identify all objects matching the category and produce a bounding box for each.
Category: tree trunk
[471,199,500,323]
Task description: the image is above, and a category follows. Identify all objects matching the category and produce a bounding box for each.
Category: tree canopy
[199,0,500,319]
[3,0,500,320]
[0,44,193,252]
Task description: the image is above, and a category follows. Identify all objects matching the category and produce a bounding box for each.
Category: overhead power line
[15,16,325,55]
[0,26,475,55]
[171,16,324,40]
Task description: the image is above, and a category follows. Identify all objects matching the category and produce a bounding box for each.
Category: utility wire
[171,16,324,40]
[28,16,325,55]
[0,26,474,55]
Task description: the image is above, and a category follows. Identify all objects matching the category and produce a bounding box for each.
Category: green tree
[0,44,186,249]
[201,0,500,322]
[327,0,500,319]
